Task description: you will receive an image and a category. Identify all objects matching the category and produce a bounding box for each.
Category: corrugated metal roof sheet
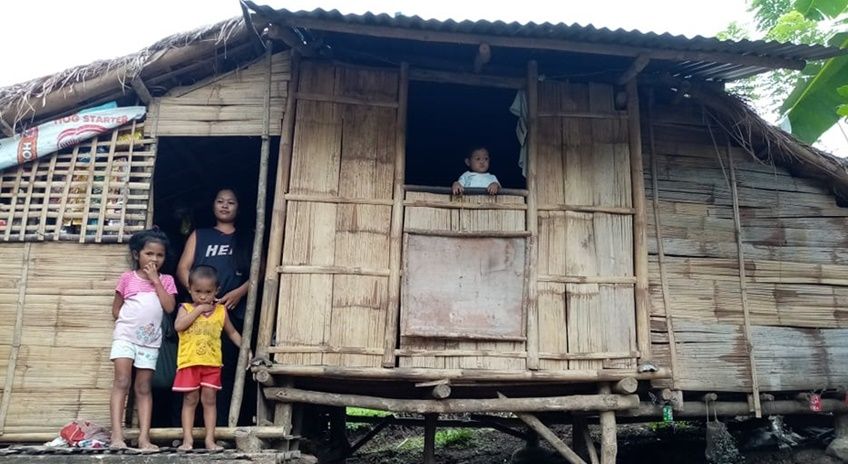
[246,4,846,80]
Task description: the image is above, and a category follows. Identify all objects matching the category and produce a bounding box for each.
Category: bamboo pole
[598,384,617,464]
[501,394,587,464]
[255,50,300,426]
[726,138,763,418]
[624,399,848,418]
[382,62,409,367]
[0,243,31,434]
[265,387,639,413]
[647,91,679,384]
[0,427,295,443]
[525,60,540,370]
[229,41,273,427]
[259,365,672,382]
[626,79,652,362]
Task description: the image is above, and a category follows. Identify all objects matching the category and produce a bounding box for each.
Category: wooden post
[647,92,679,383]
[0,243,31,433]
[726,139,762,418]
[572,415,599,464]
[598,384,617,464]
[626,79,652,362]
[382,62,409,367]
[423,413,437,464]
[501,394,587,464]
[525,60,540,370]
[229,41,273,427]
[255,50,301,425]
[612,377,638,395]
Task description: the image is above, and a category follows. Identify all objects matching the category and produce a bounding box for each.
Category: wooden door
[534,81,638,370]
[274,61,401,367]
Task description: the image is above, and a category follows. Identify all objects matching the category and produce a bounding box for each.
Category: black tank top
[194,228,247,319]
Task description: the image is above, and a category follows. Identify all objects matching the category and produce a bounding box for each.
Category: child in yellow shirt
[173,265,242,450]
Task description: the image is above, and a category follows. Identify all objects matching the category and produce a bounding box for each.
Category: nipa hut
[1,4,848,462]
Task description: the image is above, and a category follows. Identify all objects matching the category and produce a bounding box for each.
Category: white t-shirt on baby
[457,171,499,188]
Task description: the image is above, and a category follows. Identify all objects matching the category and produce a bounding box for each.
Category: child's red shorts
[172,365,222,392]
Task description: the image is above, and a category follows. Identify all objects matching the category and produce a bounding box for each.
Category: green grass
[346,407,392,417]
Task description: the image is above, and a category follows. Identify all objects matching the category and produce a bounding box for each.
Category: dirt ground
[342,419,841,464]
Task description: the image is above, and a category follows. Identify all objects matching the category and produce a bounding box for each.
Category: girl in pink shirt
[109,229,177,450]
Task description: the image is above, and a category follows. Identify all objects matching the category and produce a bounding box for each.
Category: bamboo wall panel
[147,53,290,136]
[0,242,126,429]
[399,192,526,370]
[646,101,848,392]
[275,61,398,368]
[535,81,636,370]
[0,124,155,243]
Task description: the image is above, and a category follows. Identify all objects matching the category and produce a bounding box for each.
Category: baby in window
[451,147,501,195]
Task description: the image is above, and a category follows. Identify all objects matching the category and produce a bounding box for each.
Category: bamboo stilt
[382,62,409,367]
[647,92,679,383]
[501,394,587,464]
[229,41,273,427]
[255,50,301,425]
[525,60,540,370]
[424,413,437,464]
[598,384,617,464]
[626,80,652,362]
[0,243,31,433]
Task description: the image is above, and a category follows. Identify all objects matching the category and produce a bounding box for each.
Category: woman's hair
[214,187,254,276]
[128,227,170,268]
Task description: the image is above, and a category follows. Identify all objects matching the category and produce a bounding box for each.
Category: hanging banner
[0,105,146,171]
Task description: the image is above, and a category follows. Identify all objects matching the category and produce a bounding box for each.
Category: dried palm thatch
[0,16,248,129]
[686,82,848,200]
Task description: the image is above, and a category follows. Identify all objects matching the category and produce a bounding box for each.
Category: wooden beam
[382,62,409,367]
[538,275,636,285]
[646,92,680,388]
[473,42,492,73]
[626,80,652,363]
[260,364,672,382]
[229,40,274,428]
[624,399,848,418]
[266,387,640,414]
[0,427,295,443]
[726,138,763,418]
[525,60,541,370]
[130,75,153,104]
[276,16,807,71]
[264,23,317,57]
[404,228,531,238]
[499,394,587,464]
[255,50,300,426]
[612,377,639,395]
[409,68,523,89]
[617,55,651,85]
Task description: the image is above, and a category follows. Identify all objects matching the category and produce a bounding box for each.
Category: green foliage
[752,0,793,30]
[346,407,392,417]
[435,428,475,447]
[795,0,848,20]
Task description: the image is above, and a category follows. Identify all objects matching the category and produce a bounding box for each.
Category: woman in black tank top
[177,188,253,426]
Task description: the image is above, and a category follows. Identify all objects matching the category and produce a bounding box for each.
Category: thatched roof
[0,16,254,131]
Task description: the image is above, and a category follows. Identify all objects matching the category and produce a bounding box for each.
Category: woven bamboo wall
[0,242,127,431]
[399,192,527,370]
[146,52,290,137]
[0,123,154,243]
[274,61,398,367]
[646,100,848,391]
[534,81,637,371]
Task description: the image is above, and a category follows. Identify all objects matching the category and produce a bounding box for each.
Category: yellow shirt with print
[177,303,226,369]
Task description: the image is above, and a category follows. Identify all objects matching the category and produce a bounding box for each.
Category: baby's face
[466,149,490,173]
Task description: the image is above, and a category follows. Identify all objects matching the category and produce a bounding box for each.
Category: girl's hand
[217,288,245,311]
[197,303,216,315]
[141,262,160,281]
[452,181,464,195]
[487,182,500,195]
